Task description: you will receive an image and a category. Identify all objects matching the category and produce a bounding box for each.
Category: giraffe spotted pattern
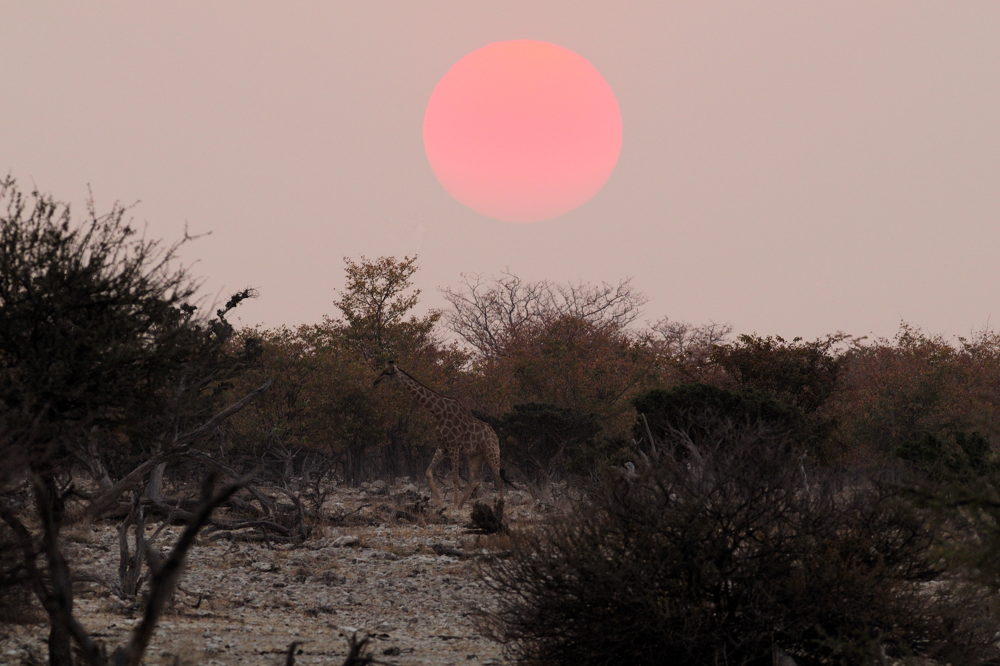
[373,362,503,509]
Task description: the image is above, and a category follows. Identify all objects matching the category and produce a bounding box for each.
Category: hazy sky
[2,3,998,341]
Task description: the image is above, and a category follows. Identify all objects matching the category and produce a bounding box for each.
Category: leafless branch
[273,485,310,542]
[182,450,276,515]
[113,471,251,666]
[115,492,148,600]
[84,378,273,521]
[1,476,108,665]
[442,271,647,357]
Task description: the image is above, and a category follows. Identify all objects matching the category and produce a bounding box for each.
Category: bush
[0,177,252,482]
[896,430,993,481]
[222,255,469,484]
[466,313,657,443]
[711,334,846,414]
[0,178,260,663]
[476,403,602,479]
[831,324,1000,465]
[632,383,808,457]
[482,427,1000,666]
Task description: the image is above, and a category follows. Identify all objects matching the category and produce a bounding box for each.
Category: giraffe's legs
[450,449,462,508]
[425,447,445,507]
[489,457,504,502]
[457,453,484,510]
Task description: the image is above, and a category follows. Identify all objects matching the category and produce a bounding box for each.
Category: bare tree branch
[442,272,647,357]
[181,449,276,515]
[84,378,273,521]
[173,377,275,447]
[113,472,251,666]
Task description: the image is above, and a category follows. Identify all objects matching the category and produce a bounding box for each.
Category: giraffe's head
[373,361,401,387]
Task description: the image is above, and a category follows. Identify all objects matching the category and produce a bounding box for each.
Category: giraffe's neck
[395,371,454,420]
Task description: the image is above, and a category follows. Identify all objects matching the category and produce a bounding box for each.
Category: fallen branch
[273,485,310,542]
[112,471,251,666]
[328,504,371,525]
[174,378,274,447]
[182,449,276,515]
[204,517,298,536]
[84,379,272,521]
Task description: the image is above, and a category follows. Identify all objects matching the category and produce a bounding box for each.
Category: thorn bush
[481,425,1000,665]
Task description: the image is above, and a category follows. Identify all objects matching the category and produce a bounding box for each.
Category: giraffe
[373,362,503,509]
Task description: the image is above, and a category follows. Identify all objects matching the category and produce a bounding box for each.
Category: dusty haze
[2,3,998,340]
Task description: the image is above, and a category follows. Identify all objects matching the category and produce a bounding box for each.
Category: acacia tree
[467,314,658,467]
[817,323,1000,469]
[226,255,469,484]
[442,271,647,359]
[223,326,388,484]
[328,255,468,478]
[443,272,655,470]
[708,333,852,461]
[645,316,732,384]
[712,333,850,414]
[332,255,443,365]
[0,178,260,664]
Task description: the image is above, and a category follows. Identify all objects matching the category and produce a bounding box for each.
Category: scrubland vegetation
[5,178,1000,664]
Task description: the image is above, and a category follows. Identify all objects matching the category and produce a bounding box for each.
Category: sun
[423,40,622,224]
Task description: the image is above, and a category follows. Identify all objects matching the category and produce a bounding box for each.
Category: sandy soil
[0,480,544,666]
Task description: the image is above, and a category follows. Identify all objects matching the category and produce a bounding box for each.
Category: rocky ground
[0,479,549,666]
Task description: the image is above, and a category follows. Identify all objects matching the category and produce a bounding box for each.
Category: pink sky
[2,3,998,341]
